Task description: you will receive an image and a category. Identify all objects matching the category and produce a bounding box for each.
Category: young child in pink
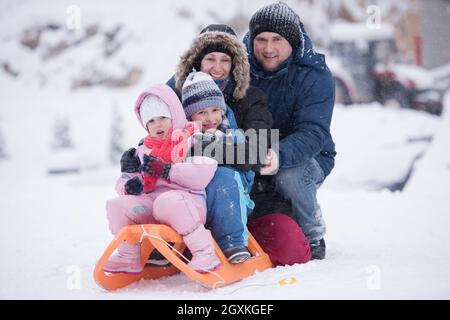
[104,84,220,274]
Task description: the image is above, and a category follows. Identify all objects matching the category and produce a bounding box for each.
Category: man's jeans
[274,158,326,242]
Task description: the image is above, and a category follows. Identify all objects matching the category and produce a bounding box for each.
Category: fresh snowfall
[0,0,449,299]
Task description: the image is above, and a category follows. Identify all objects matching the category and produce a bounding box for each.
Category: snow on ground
[1,94,448,299]
[1,0,450,299]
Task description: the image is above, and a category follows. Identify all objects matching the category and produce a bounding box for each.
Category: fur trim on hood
[175,31,250,101]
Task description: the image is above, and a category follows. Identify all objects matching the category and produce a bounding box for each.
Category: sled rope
[220,276,298,295]
[139,225,225,289]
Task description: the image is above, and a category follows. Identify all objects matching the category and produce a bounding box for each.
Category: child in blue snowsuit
[181,71,255,263]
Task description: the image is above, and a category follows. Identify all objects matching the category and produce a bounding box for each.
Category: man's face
[253,32,293,72]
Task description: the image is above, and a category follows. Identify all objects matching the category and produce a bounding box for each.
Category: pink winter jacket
[115,84,218,198]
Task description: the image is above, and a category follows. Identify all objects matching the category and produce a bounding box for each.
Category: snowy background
[0,0,449,299]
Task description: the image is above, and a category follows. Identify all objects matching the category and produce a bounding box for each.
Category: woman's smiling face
[200,52,232,80]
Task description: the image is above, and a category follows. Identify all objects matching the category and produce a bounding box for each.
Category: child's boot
[183,225,221,273]
[103,242,142,274]
[223,246,251,264]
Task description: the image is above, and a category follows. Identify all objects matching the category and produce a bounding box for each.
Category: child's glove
[124,176,143,195]
[141,154,171,180]
[120,148,141,173]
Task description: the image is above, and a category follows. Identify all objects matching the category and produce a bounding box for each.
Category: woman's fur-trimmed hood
[175,31,250,101]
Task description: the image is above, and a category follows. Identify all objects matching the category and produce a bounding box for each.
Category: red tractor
[327,22,443,115]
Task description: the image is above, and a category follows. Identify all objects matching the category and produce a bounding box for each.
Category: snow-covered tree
[51,117,73,150]
[109,104,124,164]
[0,124,7,160]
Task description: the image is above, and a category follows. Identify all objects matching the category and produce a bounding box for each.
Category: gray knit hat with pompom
[181,71,227,119]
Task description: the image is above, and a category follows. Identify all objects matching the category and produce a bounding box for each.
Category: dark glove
[124,176,143,195]
[141,154,171,180]
[120,148,141,173]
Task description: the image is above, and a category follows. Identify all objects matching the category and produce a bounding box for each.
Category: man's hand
[120,148,141,173]
[260,148,279,175]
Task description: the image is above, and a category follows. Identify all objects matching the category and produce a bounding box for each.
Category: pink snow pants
[106,190,207,237]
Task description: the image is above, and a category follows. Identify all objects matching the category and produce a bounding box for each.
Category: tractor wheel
[378,85,411,110]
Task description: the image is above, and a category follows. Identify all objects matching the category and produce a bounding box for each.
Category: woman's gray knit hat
[249,2,301,50]
[181,71,227,118]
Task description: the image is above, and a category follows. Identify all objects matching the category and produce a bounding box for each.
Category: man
[244,2,336,260]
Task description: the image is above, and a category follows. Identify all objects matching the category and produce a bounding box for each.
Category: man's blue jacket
[244,25,336,177]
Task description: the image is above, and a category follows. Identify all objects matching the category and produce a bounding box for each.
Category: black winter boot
[223,246,251,264]
[310,238,326,260]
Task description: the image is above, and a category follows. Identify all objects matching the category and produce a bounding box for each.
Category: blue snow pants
[205,166,255,250]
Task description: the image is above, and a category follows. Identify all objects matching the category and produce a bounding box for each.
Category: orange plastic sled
[93,224,273,291]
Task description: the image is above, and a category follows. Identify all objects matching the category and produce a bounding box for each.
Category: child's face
[191,107,223,132]
[200,52,232,80]
[146,116,172,139]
